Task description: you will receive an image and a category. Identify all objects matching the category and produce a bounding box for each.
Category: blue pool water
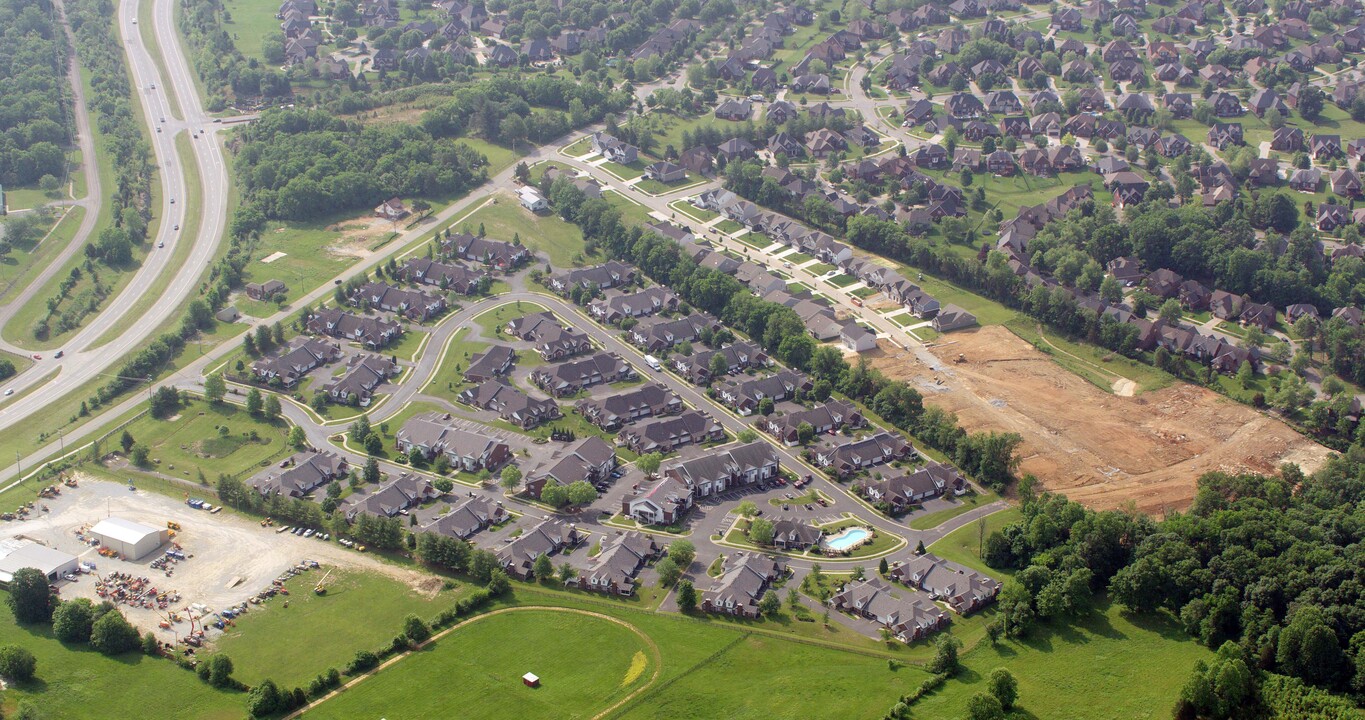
[823,527,871,552]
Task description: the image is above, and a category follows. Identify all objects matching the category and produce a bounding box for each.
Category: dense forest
[231,110,488,222]
[0,0,70,187]
[544,176,1022,492]
[978,447,1365,718]
[419,74,633,144]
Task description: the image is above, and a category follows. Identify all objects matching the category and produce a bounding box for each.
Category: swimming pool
[822,527,871,552]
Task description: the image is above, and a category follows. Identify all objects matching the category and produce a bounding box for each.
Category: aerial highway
[0,0,230,433]
[0,0,104,331]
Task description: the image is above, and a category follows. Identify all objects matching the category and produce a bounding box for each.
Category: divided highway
[0,0,103,322]
[0,0,229,432]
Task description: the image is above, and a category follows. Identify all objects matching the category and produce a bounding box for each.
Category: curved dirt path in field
[286,605,662,720]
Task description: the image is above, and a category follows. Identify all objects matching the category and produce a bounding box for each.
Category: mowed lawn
[0,598,241,719]
[618,633,932,720]
[461,195,588,268]
[428,326,491,392]
[122,399,291,479]
[214,569,455,688]
[605,191,657,229]
[238,215,371,316]
[473,301,550,337]
[912,602,1211,720]
[305,609,653,720]
[928,507,1021,578]
[220,0,286,64]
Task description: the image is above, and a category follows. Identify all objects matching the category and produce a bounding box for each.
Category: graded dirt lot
[5,476,433,642]
[871,327,1334,513]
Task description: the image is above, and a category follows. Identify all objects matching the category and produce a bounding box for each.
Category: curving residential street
[169,284,1007,590]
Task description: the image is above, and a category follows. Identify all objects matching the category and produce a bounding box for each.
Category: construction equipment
[955,353,966,363]
[167,521,181,531]
[314,569,333,595]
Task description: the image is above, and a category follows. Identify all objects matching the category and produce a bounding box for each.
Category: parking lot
[4,475,435,642]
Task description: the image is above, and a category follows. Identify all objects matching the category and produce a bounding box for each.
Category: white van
[644,355,661,371]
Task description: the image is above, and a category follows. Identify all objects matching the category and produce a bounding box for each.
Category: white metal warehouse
[91,518,168,560]
[0,540,79,583]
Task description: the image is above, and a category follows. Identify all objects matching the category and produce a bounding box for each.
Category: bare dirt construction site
[323,216,391,259]
[872,327,1334,513]
[5,475,435,642]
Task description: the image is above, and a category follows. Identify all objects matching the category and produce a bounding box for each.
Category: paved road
[0,0,230,430]
[0,0,103,312]
[174,285,1007,562]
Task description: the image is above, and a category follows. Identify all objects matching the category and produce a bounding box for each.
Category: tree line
[419,73,633,146]
[231,109,488,222]
[0,0,71,187]
[179,0,289,108]
[978,446,1365,716]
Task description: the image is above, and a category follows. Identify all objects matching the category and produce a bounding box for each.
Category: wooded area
[979,448,1365,718]
[232,110,488,222]
[0,0,71,188]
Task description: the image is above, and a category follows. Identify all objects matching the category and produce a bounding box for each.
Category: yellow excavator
[314,569,333,595]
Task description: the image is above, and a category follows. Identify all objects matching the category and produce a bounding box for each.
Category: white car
[3,389,12,396]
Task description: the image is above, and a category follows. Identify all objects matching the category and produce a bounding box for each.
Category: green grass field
[473,302,550,337]
[460,195,588,269]
[0,206,83,305]
[1005,318,1176,394]
[0,596,241,719]
[386,326,429,362]
[668,200,717,223]
[928,507,1021,578]
[306,609,654,719]
[618,632,930,720]
[912,601,1210,720]
[714,219,744,235]
[220,0,287,64]
[427,326,491,392]
[237,212,371,317]
[1,185,60,211]
[215,568,458,688]
[562,136,594,156]
[458,138,524,176]
[601,160,647,181]
[121,399,291,480]
[605,191,656,229]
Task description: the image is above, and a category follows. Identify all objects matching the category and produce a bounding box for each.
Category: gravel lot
[5,475,428,642]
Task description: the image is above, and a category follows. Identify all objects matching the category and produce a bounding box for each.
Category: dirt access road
[872,327,1333,513]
